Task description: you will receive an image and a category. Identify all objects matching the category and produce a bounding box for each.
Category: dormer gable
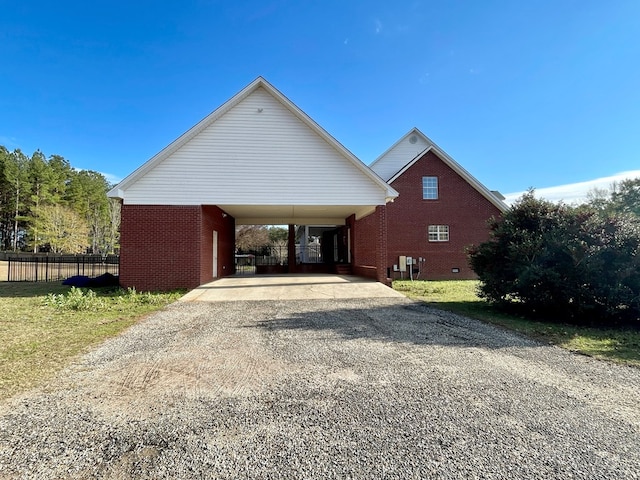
[371,128,507,212]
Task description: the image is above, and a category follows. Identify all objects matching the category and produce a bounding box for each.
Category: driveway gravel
[1,296,639,479]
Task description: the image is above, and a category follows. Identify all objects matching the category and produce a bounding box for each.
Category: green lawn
[393,280,640,367]
[0,282,182,401]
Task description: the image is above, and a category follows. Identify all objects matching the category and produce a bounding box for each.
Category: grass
[393,280,640,367]
[0,282,183,401]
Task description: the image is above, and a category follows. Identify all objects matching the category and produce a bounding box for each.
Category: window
[428,225,449,242]
[422,176,438,199]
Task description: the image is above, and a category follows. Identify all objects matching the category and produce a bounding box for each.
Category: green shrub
[468,192,640,326]
[44,287,182,311]
[44,287,104,311]
[116,287,170,306]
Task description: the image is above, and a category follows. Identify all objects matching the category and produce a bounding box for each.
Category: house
[107,77,398,291]
[108,78,506,291]
[369,128,507,280]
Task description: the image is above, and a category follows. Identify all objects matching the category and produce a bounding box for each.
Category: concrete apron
[180,274,406,302]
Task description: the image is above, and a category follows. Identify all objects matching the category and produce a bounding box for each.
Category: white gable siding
[123,87,386,206]
[370,134,431,181]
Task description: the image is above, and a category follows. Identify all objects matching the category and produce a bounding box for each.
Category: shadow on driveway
[246,298,540,351]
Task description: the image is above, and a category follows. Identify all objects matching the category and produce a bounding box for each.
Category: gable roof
[370,128,508,212]
[108,77,398,219]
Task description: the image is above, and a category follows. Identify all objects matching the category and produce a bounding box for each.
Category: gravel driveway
[1,296,639,479]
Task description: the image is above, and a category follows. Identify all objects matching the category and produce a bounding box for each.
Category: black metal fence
[235,244,337,275]
[255,245,289,266]
[235,247,286,275]
[2,254,119,282]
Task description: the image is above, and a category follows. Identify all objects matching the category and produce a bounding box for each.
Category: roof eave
[387,141,507,213]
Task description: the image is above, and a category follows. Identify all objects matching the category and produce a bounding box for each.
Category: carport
[180,274,407,302]
[108,77,398,291]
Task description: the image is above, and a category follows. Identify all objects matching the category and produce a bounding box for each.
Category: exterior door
[213,230,219,278]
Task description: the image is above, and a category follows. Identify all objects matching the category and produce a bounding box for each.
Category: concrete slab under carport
[180,274,405,302]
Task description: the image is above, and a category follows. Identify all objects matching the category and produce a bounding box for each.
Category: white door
[213,230,219,278]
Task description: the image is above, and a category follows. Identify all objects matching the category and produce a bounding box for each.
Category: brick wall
[386,150,502,280]
[352,209,378,269]
[201,205,235,284]
[352,205,389,283]
[120,205,203,291]
[120,204,236,291]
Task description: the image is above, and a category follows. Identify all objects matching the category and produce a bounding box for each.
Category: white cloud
[0,135,20,149]
[418,73,430,84]
[102,172,122,186]
[374,19,382,34]
[503,170,640,205]
[74,168,122,186]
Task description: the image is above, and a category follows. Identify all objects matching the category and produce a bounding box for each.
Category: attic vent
[409,135,418,144]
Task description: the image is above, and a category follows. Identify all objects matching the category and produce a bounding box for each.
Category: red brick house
[369,128,506,280]
[108,78,506,290]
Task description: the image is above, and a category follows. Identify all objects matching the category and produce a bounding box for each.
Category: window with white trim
[428,225,449,242]
[422,176,438,199]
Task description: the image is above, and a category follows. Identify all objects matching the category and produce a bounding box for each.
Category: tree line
[235,225,288,252]
[0,146,119,255]
[469,178,640,326]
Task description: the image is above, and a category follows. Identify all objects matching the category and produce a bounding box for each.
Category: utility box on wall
[399,256,407,272]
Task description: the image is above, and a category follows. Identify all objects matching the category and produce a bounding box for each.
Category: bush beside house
[468,191,640,326]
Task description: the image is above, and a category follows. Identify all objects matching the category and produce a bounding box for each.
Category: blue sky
[1,0,639,203]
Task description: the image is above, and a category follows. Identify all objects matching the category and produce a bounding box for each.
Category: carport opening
[234,224,350,275]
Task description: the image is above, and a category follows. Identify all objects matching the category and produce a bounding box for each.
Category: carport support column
[288,224,297,273]
[376,205,389,285]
